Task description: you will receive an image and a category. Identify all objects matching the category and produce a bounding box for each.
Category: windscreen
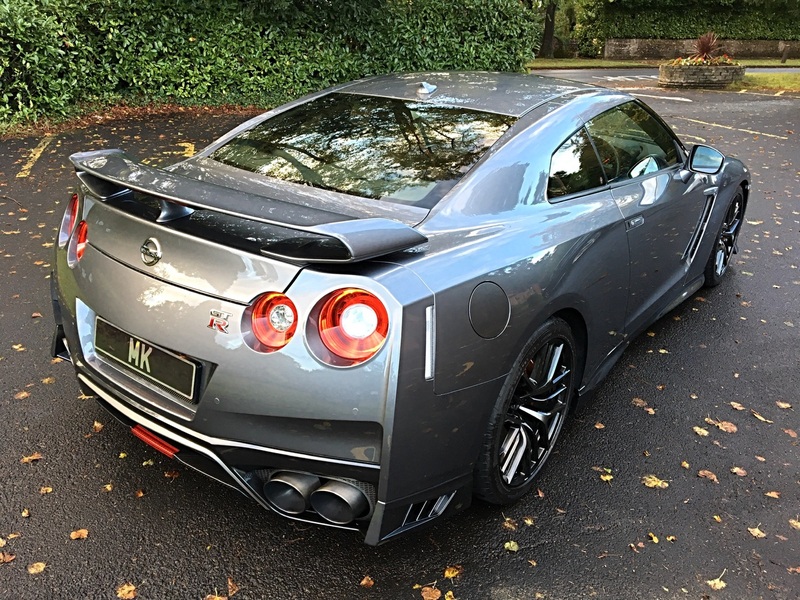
[210,93,515,208]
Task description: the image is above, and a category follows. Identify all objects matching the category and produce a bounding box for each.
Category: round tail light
[58,193,80,248]
[247,292,298,352]
[317,288,388,363]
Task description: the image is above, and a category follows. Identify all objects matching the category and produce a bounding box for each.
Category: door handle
[626,215,645,231]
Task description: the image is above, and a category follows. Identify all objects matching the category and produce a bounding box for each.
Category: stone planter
[658,64,746,88]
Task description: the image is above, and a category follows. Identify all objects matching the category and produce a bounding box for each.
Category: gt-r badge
[140,238,162,266]
[208,310,232,334]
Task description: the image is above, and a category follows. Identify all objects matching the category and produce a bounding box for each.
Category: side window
[585,102,679,183]
[547,127,606,200]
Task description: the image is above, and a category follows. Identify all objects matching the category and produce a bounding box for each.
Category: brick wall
[605,38,793,59]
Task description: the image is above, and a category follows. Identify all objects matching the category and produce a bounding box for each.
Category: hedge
[0,0,542,125]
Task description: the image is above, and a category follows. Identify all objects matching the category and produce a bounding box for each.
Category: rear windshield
[210,93,515,208]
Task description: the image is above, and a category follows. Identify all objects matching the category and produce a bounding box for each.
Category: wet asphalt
[0,78,798,599]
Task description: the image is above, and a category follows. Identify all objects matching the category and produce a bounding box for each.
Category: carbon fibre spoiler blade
[69,149,427,264]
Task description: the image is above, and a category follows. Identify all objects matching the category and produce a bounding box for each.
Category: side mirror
[688,145,724,174]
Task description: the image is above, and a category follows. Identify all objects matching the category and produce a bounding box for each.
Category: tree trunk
[540,2,557,59]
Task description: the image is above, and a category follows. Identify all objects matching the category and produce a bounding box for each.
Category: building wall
[604,38,793,59]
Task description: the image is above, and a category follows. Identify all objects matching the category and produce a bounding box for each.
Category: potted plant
[658,32,745,88]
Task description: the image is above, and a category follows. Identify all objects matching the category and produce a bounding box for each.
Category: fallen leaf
[6,533,19,540]
[21,509,30,518]
[134,489,145,498]
[644,407,656,415]
[629,543,639,553]
[420,586,442,600]
[21,452,43,464]
[502,516,517,531]
[555,507,567,514]
[14,391,30,400]
[706,570,727,590]
[731,466,747,477]
[648,532,659,543]
[504,540,519,552]
[536,489,544,499]
[164,470,180,480]
[444,565,463,579]
[70,529,89,540]
[730,401,745,410]
[360,575,375,588]
[764,491,780,499]
[713,515,722,523]
[523,516,534,526]
[600,473,613,483]
[12,344,25,352]
[706,417,738,433]
[118,452,127,459]
[681,461,690,469]
[751,410,773,423]
[666,535,677,542]
[0,539,4,548]
[142,459,154,467]
[748,526,766,538]
[528,559,537,567]
[693,426,709,437]
[102,484,113,492]
[594,422,605,429]
[789,519,800,530]
[776,401,792,409]
[658,348,669,354]
[698,470,719,483]
[116,583,137,599]
[203,595,225,600]
[39,486,53,495]
[41,377,55,385]
[93,421,104,433]
[0,552,15,564]
[756,455,766,462]
[784,429,798,438]
[641,474,669,489]
[632,398,648,407]
[444,592,456,600]
[27,562,46,574]
[227,577,240,597]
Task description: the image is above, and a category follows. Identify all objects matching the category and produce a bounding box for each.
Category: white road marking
[674,117,789,140]
[16,136,54,178]
[631,93,693,103]
[774,90,785,96]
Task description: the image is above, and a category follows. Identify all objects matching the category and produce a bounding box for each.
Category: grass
[527,57,800,69]
[734,72,800,91]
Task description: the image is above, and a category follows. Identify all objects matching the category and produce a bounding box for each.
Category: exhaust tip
[310,480,370,525]
[263,471,320,515]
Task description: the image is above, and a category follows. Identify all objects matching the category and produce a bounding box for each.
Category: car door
[585,101,711,334]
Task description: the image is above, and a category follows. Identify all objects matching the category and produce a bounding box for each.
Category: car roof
[338,72,602,118]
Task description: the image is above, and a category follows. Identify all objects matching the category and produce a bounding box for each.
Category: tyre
[704,189,744,287]
[474,317,578,505]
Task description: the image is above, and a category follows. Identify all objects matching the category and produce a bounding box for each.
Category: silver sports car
[52,72,748,545]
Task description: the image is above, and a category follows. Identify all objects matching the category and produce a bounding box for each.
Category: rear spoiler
[69,149,427,264]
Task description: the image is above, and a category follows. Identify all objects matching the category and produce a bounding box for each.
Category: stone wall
[605,38,793,59]
[658,64,746,88]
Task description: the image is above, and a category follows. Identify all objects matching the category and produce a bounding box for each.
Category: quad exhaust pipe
[263,471,370,524]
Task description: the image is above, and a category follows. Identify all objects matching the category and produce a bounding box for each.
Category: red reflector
[131,425,179,458]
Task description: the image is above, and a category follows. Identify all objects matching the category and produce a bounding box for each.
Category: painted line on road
[631,92,692,103]
[676,133,707,143]
[16,136,54,178]
[674,117,789,140]
[774,90,785,96]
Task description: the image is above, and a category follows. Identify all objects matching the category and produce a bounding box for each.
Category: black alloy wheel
[474,318,578,505]
[704,189,744,287]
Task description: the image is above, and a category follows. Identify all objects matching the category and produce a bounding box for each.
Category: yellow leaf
[775,401,791,409]
[39,486,53,495]
[681,461,690,469]
[41,376,55,385]
[203,595,226,600]
[764,491,780,499]
[142,459,154,467]
[658,348,669,354]
[523,516,534,526]
[21,452,43,464]
[444,565,463,580]
[7,533,19,540]
[118,452,127,459]
[27,562,46,574]
[751,410,773,423]
[502,516,517,531]
[227,577,240,597]
[632,398,648,408]
[93,421,104,433]
[698,469,719,483]
[600,473,613,483]
[420,586,442,600]
[444,592,456,600]
[706,570,727,590]
[648,532,659,544]
[748,526,766,538]
[730,466,747,477]
[360,575,375,588]
[0,551,15,563]
[641,474,669,489]
[713,515,722,523]
[594,422,605,429]
[102,484,113,492]
[528,559,537,567]
[70,529,89,540]
[14,391,30,400]
[644,407,656,415]
[788,519,800,531]
[134,489,145,498]
[666,535,677,542]
[21,508,30,518]
[116,583,137,599]
[504,540,519,552]
[730,401,745,410]
[693,426,709,437]
[0,538,4,548]
[717,420,737,433]
[755,455,766,462]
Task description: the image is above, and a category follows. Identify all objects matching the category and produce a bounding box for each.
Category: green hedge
[575,0,800,53]
[0,0,541,125]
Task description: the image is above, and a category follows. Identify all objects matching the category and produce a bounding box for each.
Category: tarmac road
[1,81,798,599]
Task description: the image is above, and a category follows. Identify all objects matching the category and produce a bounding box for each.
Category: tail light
[67,220,88,268]
[316,288,388,364]
[58,193,80,248]
[245,292,298,352]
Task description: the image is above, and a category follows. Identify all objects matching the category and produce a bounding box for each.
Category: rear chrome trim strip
[77,374,379,470]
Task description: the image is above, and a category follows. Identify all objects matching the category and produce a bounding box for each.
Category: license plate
[94,316,198,402]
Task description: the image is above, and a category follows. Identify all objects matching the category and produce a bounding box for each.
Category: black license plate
[94,316,198,402]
